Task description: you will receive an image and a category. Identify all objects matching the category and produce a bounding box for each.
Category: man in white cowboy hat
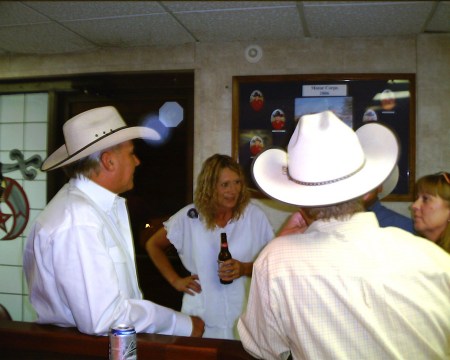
[23,106,204,337]
[237,111,450,359]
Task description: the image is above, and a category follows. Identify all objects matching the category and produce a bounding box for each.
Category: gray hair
[62,145,121,179]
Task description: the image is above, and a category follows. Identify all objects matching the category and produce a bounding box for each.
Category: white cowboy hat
[252,111,399,206]
[41,106,161,171]
[378,165,399,199]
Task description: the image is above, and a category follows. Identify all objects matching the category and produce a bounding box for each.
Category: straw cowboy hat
[252,111,399,206]
[41,106,161,171]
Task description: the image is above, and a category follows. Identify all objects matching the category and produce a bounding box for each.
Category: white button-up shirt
[238,212,450,359]
[24,176,192,336]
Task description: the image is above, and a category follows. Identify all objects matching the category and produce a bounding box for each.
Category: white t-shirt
[165,202,274,339]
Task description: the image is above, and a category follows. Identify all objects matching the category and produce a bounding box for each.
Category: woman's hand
[218,259,252,281]
[172,275,202,295]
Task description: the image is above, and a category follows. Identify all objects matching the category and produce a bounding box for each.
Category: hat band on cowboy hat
[251,111,399,207]
[285,161,365,186]
[41,106,161,171]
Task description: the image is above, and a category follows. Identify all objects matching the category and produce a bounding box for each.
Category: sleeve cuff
[173,312,193,336]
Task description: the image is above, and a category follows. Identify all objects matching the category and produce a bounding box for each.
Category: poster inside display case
[232,74,415,201]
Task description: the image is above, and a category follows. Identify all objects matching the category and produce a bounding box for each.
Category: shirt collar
[71,176,119,213]
[306,212,378,233]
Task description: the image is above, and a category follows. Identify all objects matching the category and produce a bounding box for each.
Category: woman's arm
[145,227,202,295]
[277,210,309,236]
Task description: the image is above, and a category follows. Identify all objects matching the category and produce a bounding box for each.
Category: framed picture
[232,74,416,201]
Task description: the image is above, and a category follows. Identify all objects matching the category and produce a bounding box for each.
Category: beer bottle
[218,232,233,285]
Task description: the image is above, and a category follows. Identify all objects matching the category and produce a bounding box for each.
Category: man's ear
[100,151,114,171]
[362,192,371,202]
[376,185,383,195]
[363,186,382,200]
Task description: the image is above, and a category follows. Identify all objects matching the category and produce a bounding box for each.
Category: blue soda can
[109,324,137,360]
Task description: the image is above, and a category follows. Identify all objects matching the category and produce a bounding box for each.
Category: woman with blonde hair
[412,171,450,253]
[146,154,273,339]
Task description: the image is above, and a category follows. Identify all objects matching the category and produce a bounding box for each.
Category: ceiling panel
[426,1,450,32]
[0,22,95,54]
[304,1,435,37]
[0,1,447,55]
[0,2,49,25]
[162,1,298,12]
[23,1,165,21]
[62,14,194,47]
[176,7,304,42]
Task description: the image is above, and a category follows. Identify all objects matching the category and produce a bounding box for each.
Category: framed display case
[232,74,415,201]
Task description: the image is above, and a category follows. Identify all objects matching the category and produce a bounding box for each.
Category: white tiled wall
[0,93,48,321]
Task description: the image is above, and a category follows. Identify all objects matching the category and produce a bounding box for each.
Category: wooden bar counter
[0,320,256,359]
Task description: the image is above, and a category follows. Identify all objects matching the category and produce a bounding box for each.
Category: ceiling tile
[0,1,447,56]
[0,23,95,54]
[162,1,297,12]
[426,1,450,33]
[177,7,303,42]
[23,1,165,21]
[304,1,435,37]
[0,1,49,25]
[61,14,194,47]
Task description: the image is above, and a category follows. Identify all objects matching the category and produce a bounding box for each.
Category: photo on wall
[294,97,353,129]
[232,74,415,201]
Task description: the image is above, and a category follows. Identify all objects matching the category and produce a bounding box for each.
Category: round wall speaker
[245,45,263,63]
